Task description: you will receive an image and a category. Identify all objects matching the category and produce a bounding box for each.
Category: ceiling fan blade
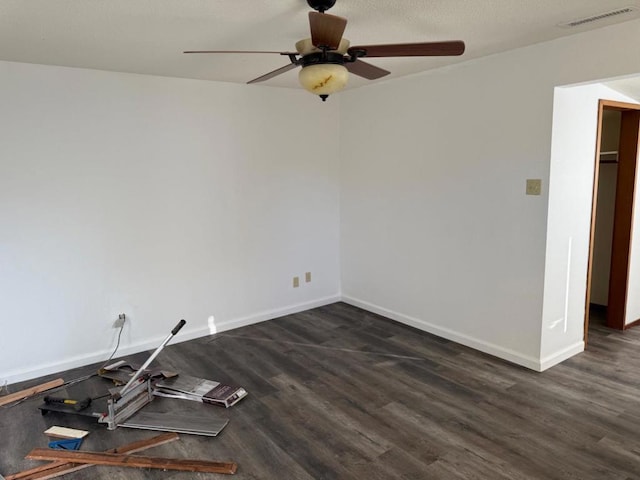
[347,41,465,58]
[345,59,390,80]
[247,63,300,84]
[309,12,347,50]
[184,50,296,55]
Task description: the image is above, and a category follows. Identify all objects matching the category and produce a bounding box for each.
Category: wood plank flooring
[2,302,640,479]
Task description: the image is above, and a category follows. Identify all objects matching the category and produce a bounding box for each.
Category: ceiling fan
[184,0,465,101]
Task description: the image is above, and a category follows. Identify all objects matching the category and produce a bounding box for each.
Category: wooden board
[7,433,178,480]
[26,449,237,475]
[43,426,89,439]
[0,379,64,407]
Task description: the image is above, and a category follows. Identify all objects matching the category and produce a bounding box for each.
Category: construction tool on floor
[39,395,105,418]
[38,321,184,422]
[43,395,92,412]
[121,320,186,398]
[98,319,186,430]
[99,319,230,436]
[37,319,229,436]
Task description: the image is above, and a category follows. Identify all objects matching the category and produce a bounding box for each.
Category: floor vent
[558,6,638,28]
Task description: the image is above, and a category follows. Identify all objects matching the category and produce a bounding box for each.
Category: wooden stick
[0,379,64,407]
[26,448,237,475]
[7,433,179,480]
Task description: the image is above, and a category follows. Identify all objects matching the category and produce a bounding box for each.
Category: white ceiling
[1,0,640,91]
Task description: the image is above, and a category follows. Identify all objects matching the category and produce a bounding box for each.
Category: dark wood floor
[2,302,640,479]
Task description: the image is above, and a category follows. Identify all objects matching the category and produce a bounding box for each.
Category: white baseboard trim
[539,341,584,371]
[2,295,341,385]
[341,295,543,371]
[211,295,342,333]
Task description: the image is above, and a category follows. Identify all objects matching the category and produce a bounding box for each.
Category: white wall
[542,84,637,367]
[339,18,640,370]
[625,134,640,325]
[5,18,640,384]
[0,61,341,384]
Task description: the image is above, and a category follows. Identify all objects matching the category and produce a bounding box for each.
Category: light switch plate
[526,179,542,196]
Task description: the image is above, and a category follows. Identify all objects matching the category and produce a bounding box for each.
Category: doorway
[585,100,640,342]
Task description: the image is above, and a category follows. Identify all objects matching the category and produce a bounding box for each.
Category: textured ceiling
[1,0,639,91]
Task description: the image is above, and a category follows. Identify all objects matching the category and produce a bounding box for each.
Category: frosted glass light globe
[298,64,349,96]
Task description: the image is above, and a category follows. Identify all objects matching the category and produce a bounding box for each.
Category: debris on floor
[0,379,65,407]
[5,432,179,480]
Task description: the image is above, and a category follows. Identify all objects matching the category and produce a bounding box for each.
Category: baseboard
[341,295,543,371]
[2,294,341,385]
[538,341,585,371]
[211,295,342,333]
[625,318,640,329]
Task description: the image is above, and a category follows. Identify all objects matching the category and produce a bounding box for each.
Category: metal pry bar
[118,320,186,398]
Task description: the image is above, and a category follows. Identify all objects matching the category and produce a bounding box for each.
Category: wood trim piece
[26,449,238,475]
[624,318,640,329]
[598,99,640,111]
[584,101,606,344]
[0,379,64,407]
[7,433,179,480]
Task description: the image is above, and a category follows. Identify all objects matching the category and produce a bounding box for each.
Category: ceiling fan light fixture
[298,63,349,99]
[185,0,466,98]
[295,38,351,55]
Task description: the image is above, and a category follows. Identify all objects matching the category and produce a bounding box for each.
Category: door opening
[585,100,640,343]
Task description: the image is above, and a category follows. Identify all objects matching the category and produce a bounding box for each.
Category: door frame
[584,99,640,342]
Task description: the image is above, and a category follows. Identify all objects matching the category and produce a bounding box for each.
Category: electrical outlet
[305,272,311,283]
[113,313,126,329]
[293,276,300,288]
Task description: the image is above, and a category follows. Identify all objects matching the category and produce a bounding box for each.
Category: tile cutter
[39,319,228,436]
[98,319,186,430]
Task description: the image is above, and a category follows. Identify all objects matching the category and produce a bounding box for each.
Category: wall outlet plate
[113,313,126,329]
[526,179,542,196]
[293,276,300,288]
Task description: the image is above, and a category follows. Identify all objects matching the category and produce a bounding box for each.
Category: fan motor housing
[300,51,345,67]
[307,0,336,13]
